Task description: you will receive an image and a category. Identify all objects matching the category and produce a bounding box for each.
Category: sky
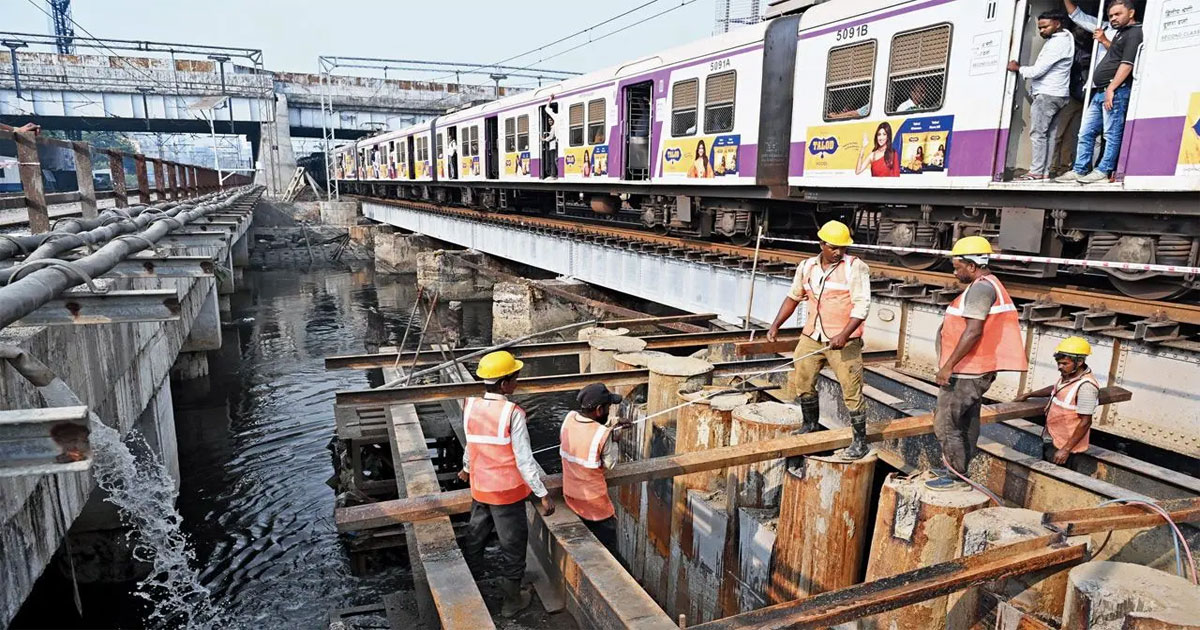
[6,0,720,86]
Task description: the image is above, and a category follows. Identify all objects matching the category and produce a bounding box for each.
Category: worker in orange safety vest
[928,236,1029,491]
[767,220,873,459]
[456,350,555,617]
[559,383,626,556]
[1015,336,1100,468]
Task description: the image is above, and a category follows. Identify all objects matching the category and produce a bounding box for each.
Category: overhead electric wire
[526,0,703,69]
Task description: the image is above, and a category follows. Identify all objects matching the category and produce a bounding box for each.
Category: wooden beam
[325,328,804,372]
[687,537,1087,630]
[15,130,48,233]
[1042,498,1200,535]
[334,387,1132,531]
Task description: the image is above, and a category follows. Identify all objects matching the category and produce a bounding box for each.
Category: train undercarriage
[345,180,1200,300]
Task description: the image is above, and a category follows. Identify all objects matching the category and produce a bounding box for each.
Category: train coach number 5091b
[835,24,869,41]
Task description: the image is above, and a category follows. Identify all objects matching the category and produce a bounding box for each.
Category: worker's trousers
[791,334,865,412]
[462,499,528,582]
[933,373,997,474]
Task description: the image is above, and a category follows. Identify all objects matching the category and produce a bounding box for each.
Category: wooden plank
[335,387,1132,531]
[687,537,1087,630]
[384,400,494,629]
[325,328,806,371]
[735,339,799,356]
[1042,498,1200,535]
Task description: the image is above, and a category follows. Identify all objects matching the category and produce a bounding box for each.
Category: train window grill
[470,126,479,157]
[885,24,952,115]
[672,79,699,137]
[517,115,530,152]
[704,71,737,133]
[824,41,877,121]
[588,99,606,145]
[569,103,585,147]
[505,118,516,153]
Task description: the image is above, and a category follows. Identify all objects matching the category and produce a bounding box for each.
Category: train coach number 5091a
[710,58,731,72]
[835,24,869,41]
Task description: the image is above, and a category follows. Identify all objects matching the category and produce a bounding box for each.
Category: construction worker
[1014,336,1099,467]
[457,350,555,617]
[766,220,872,459]
[928,236,1029,491]
[559,383,625,555]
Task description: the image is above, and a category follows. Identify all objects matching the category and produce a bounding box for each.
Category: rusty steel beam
[14,130,48,233]
[334,388,1132,531]
[108,150,129,208]
[688,537,1087,630]
[325,327,805,371]
[1043,498,1200,536]
[11,289,181,326]
[0,406,92,477]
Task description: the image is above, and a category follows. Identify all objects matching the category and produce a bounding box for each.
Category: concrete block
[170,351,209,382]
[676,489,729,624]
[415,251,493,301]
[318,200,360,226]
[180,285,222,353]
[736,507,778,613]
[375,233,430,274]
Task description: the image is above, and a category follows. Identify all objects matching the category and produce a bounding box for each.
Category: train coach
[332,0,1200,298]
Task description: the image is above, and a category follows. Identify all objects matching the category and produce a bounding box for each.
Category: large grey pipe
[0,201,190,262]
[0,186,260,331]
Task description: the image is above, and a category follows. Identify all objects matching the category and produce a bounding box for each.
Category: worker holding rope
[766,220,873,460]
[457,350,554,617]
[929,236,1029,491]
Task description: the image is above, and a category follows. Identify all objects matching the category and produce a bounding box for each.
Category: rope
[1097,498,1197,584]
[6,259,105,293]
[940,454,1003,506]
[0,234,29,255]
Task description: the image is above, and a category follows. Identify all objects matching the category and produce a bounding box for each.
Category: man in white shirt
[543,97,563,179]
[1065,0,1118,65]
[1008,11,1075,180]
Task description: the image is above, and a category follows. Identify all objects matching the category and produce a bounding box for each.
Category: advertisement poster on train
[805,116,953,178]
[415,160,429,179]
[460,156,481,177]
[661,134,740,178]
[1178,92,1200,175]
[565,145,609,177]
[504,152,531,176]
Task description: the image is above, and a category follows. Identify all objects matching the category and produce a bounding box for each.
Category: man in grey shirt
[1008,12,1075,180]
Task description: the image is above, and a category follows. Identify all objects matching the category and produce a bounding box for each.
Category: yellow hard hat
[950,235,994,257]
[1054,337,1092,357]
[476,350,524,381]
[817,220,854,247]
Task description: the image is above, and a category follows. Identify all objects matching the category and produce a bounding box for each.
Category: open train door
[485,116,499,179]
[996,0,1031,181]
[623,80,654,180]
[406,136,416,179]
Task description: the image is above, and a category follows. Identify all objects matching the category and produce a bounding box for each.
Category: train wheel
[891,252,944,271]
[1108,276,1191,300]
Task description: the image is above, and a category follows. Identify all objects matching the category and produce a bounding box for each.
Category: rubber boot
[797,397,822,434]
[500,578,532,617]
[839,410,870,459]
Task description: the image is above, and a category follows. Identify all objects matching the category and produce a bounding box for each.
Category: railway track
[356,195,1200,332]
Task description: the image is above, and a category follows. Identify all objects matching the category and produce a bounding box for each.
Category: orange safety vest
[801,255,864,340]
[1044,370,1099,453]
[559,411,615,521]
[464,394,531,505]
[940,274,1029,375]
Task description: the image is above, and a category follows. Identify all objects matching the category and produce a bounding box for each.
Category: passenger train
[331,0,1200,298]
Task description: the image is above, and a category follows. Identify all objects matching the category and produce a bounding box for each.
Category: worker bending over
[929,237,1028,491]
[458,351,554,617]
[1015,336,1099,467]
[767,220,873,459]
[559,383,625,555]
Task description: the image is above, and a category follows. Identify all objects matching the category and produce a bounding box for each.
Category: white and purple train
[332,0,1200,298]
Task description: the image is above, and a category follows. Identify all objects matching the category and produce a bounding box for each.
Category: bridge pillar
[254,93,297,198]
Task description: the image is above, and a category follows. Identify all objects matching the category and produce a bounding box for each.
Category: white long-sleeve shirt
[461,393,548,497]
[1069,7,1117,67]
[1020,30,1074,97]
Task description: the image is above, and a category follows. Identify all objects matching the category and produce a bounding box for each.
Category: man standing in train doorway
[457,351,555,617]
[766,220,873,459]
[927,237,1029,491]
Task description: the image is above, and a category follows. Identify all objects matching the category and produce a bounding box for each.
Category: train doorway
[623,81,653,180]
[485,116,499,179]
[406,136,416,179]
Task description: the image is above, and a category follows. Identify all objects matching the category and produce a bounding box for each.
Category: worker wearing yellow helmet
[928,235,1029,491]
[457,350,554,616]
[767,219,874,459]
[1015,337,1100,467]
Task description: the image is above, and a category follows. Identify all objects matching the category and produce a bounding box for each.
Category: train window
[517,115,530,152]
[588,99,606,145]
[824,41,877,121]
[569,103,585,147]
[885,24,952,115]
[672,79,699,137]
[437,133,444,159]
[470,126,479,157]
[704,71,736,133]
[505,118,516,153]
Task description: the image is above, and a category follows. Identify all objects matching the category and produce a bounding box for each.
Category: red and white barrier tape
[762,236,1200,276]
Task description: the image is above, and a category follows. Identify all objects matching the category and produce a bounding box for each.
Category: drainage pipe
[0,186,260,331]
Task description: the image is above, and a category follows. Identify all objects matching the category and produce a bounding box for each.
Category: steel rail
[359,196,1200,326]
[0,187,260,331]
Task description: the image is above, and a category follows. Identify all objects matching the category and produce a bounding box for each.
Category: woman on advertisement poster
[855,122,900,177]
[687,140,715,178]
[583,150,592,177]
[907,146,925,173]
